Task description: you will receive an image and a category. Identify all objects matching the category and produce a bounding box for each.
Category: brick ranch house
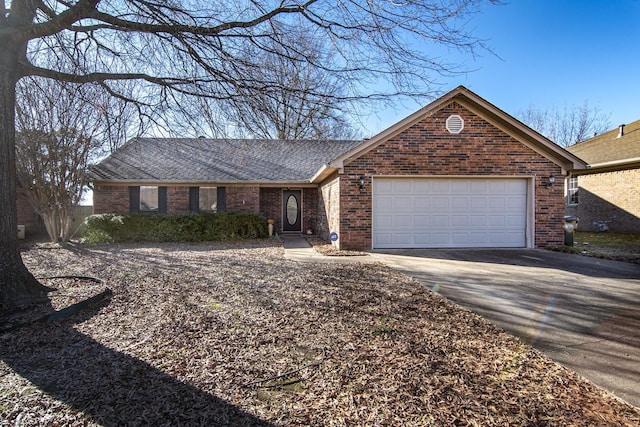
[565,119,640,233]
[89,86,586,250]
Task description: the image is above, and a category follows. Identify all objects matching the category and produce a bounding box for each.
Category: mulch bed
[1,240,639,426]
[305,237,369,257]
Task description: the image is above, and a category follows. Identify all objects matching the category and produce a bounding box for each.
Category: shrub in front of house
[83,212,268,243]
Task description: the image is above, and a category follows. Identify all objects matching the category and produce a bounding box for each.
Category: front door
[282,190,302,233]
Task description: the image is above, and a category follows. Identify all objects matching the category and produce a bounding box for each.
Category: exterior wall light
[545,174,556,189]
[359,176,366,190]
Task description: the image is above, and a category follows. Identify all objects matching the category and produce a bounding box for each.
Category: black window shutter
[217,187,226,212]
[129,186,140,213]
[189,187,199,213]
[158,187,167,214]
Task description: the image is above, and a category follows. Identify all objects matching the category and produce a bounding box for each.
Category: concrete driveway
[370,249,640,408]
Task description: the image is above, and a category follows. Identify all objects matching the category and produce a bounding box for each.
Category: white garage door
[373,178,528,248]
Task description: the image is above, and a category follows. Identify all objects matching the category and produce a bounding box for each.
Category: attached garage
[312,86,586,250]
[372,177,529,249]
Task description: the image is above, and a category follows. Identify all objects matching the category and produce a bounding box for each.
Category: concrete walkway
[282,235,373,264]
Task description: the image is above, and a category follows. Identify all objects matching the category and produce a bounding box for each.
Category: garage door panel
[374,233,393,246]
[506,216,526,227]
[431,233,451,245]
[393,215,412,227]
[507,197,526,209]
[470,181,487,192]
[414,181,431,192]
[487,215,506,227]
[451,215,470,227]
[414,215,430,226]
[488,197,506,209]
[393,233,413,245]
[451,197,469,209]
[376,215,393,227]
[414,197,430,209]
[431,197,450,210]
[470,198,487,209]
[373,196,393,212]
[451,181,470,192]
[432,181,450,192]
[470,216,487,226]
[394,181,413,193]
[373,178,527,248]
[431,215,450,226]
[469,232,490,244]
[394,197,412,211]
[413,233,431,245]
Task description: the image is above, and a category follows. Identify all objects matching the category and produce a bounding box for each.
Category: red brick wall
[260,188,281,234]
[318,174,340,245]
[303,188,318,234]
[566,168,640,232]
[94,185,130,214]
[16,192,44,238]
[226,186,260,213]
[260,188,318,236]
[167,186,190,213]
[95,184,270,216]
[339,101,564,250]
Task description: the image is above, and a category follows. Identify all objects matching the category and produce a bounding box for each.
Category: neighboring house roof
[312,86,587,182]
[89,138,362,184]
[567,119,640,171]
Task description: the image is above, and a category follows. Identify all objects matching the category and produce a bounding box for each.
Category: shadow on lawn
[0,295,273,426]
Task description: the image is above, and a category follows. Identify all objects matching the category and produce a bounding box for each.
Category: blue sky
[366,0,640,135]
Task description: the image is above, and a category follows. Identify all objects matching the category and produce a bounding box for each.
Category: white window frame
[567,176,579,205]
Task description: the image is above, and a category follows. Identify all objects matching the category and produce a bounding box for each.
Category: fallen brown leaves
[1,240,639,426]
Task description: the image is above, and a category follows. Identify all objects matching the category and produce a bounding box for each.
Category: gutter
[587,157,640,169]
[309,164,332,184]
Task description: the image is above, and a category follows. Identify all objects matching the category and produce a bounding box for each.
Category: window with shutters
[130,186,166,213]
[199,187,218,212]
[140,186,159,212]
[189,186,225,213]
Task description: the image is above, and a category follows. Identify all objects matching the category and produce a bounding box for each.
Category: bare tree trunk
[42,211,60,243]
[0,44,51,307]
[60,205,74,242]
[41,206,74,243]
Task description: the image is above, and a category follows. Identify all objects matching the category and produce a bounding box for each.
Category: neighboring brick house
[17,188,43,238]
[89,86,585,250]
[566,120,640,233]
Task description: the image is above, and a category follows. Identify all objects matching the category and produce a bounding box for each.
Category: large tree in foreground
[0,0,496,307]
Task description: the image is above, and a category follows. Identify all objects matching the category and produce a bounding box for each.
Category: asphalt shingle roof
[567,119,640,165]
[89,138,363,183]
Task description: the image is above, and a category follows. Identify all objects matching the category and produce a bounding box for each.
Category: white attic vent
[446,114,464,134]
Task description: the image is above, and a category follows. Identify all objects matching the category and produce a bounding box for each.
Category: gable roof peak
[324,86,586,173]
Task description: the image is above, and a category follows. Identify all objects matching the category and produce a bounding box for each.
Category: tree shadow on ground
[0,294,273,426]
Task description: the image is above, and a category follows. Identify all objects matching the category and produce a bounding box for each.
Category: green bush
[83,212,268,243]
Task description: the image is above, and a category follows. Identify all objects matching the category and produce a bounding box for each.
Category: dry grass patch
[1,241,639,426]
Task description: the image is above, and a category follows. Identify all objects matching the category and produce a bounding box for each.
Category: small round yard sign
[329,232,338,242]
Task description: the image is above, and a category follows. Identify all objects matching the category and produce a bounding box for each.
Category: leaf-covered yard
[1,241,639,426]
